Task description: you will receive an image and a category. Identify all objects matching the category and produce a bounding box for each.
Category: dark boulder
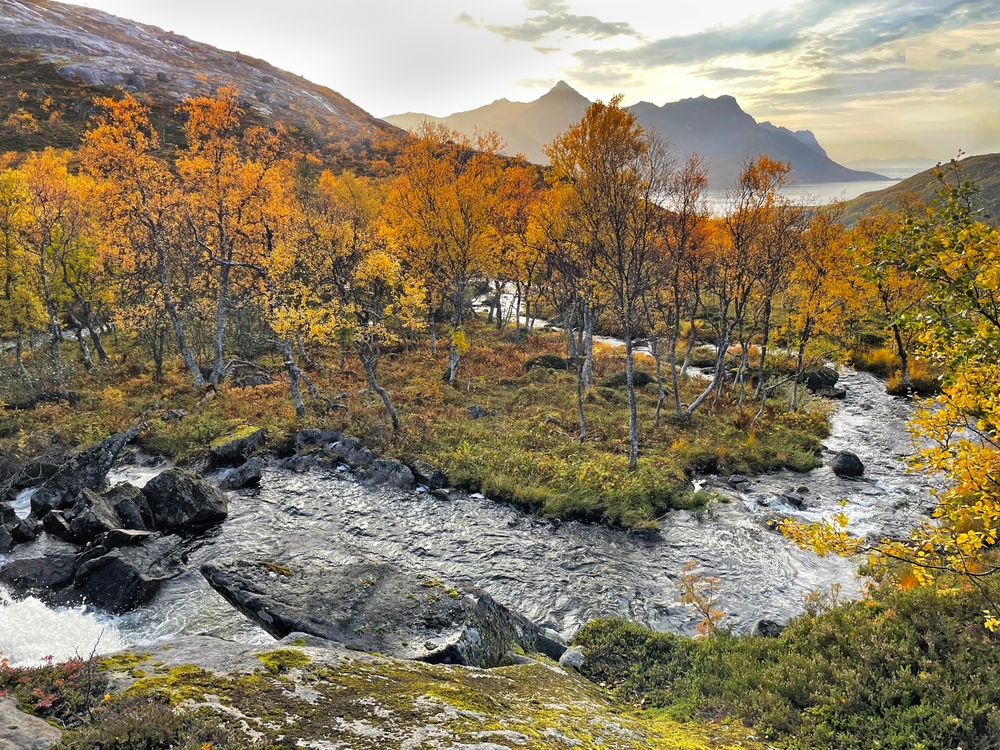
[798,368,839,394]
[219,457,264,490]
[0,526,14,553]
[0,554,78,602]
[155,71,172,82]
[780,490,805,509]
[753,619,785,638]
[42,510,73,541]
[64,488,123,544]
[327,437,377,467]
[30,432,128,516]
[75,534,185,613]
[359,459,414,490]
[1,500,17,529]
[816,386,847,399]
[160,408,188,421]
[105,483,152,531]
[467,405,491,420]
[92,528,154,549]
[293,428,323,450]
[9,514,40,543]
[523,354,569,372]
[832,451,864,478]
[141,468,229,533]
[201,558,566,669]
[408,459,447,490]
[210,427,266,465]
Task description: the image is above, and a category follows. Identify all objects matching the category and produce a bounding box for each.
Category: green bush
[523,354,570,372]
[599,369,654,388]
[575,582,1000,749]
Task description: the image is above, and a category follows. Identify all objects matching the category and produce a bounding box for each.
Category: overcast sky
[66,0,1000,162]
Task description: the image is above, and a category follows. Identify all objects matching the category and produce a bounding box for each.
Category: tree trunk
[14,336,30,387]
[754,298,773,399]
[582,304,595,389]
[155,240,204,388]
[448,340,460,383]
[74,324,93,371]
[575,354,587,443]
[46,307,63,387]
[282,337,306,418]
[358,343,400,432]
[668,330,683,418]
[625,330,639,470]
[893,324,910,391]
[210,262,231,388]
[428,311,437,356]
[651,335,666,428]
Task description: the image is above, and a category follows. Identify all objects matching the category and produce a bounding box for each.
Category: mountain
[843,157,942,180]
[839,153,1000,226]
[0,0,397,168]
[386,84,885,188]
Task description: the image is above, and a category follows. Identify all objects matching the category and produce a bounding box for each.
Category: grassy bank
[0,320,829,529]
[574,579,1000,749]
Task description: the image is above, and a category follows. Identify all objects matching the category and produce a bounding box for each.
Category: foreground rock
[141,468,229,532]
[210,427,266,465]
[0,698,62,750]
[201,558,564,668]
[219,456,264,490]
[832,451,865,478]
[30,432,128,516]
[75,533,185,613]
[79,636,760,750]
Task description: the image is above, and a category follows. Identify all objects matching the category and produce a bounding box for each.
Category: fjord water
[0,370,938,666]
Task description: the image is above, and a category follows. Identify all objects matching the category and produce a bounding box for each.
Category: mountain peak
[548,80,578,95]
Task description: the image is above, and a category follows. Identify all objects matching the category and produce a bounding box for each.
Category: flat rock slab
[201,559,564,668]
[0,698,63,750]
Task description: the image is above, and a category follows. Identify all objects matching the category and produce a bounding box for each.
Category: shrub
[598,369,654,388]
[523,354,570,372]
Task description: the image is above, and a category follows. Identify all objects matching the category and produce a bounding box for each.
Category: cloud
[456,1,640,46]
[701,67,768,81]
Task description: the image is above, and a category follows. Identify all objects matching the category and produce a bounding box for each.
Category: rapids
[0,369,938,667]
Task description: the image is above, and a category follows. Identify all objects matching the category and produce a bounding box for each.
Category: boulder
[75,534,185,613]
[9,514,40,543]
[467,404,490,420]
[360,459,415,490]
[523,354,569,372]
[780,490,805,509]
[30,432,128,516]
[0,525,14,553]
[156,71,172,82]
[798,368,839,394]
[327,437,377,467]
[816,386,847,399]
[0,553,78,602]
[201,558,566,669]
[210,427,266,465]
[0,697,63,750]
[753,619,785,638]
[220,456,264,490]
[64,488,123,544]
[728,474,749,487]
[142,468,229,533]
[105,482,152,530]
[558,645,585,670]
[408,459,447,490]
[295,428,341,452]
[92,528,154,549]
[832,451,864,478]
[41,509,73,540]
[0,500,17,528]
[160,408,188,421]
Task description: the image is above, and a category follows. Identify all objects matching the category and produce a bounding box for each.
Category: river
[0,369,939,667]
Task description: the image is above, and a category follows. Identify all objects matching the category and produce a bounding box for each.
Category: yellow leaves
[984,612,999,632]
[451,329,471,357]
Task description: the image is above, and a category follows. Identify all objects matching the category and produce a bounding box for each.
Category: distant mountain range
[386,82,886,188]
[0,0,395,168]
[839,153,1000,226]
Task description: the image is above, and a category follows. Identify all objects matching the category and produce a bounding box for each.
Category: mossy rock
[523,354,570,372]
[598,369,654,389]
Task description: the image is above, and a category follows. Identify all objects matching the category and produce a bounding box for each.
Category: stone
[0,554,78,601]
[201,558,566,669]
[293,428,323,450]
[0,525,13,553]
[753,619,785,638]
[558,645,585,670]
[142,468,229,533]
[160,408,188,421]
[75,534,185,613]
[728,474,749,487]
[430,488,451,502]
[42,509,73,541]
[798,367,839,394]
[816,386,847,399]
[278,453,317,473]
[105,482,153,530]
[220,456,264,490]
[523,354,569,372]
[467,404,490,420]
[65,488,123,544]
[92,528,154,549]
[156,71,172,82]
[210,427,267,465]
[30,432,128,516]
[780,490,805,509]
[10,514,40,543]
[408,458,447,490]
[0,697,63,750]
[360,459,415,490]
[832,451,865,478]
[327,437,377,467]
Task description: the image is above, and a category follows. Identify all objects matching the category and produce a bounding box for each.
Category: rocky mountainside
[0,0,397,168]
[387,83,886,188]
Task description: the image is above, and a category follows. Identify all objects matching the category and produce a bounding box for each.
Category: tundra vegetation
[1,84,999,750]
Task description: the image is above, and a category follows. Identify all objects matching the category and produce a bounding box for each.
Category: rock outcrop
[29,432,127,516]
[141,468,229,532]
[210,427,266,465]
[75,533,185,613]
[201,558,565,668]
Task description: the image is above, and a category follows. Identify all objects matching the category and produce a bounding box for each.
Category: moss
[98,652,151,677]
[254,648,312,674]
[209,424,262,449]
[257,560,291,576]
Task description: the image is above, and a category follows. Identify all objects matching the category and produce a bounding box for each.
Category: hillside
[386,83,885,188]
[839,153,1000,226]
[0,0,399,169]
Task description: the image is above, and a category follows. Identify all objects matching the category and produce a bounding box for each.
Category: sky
[65,0,1000,162]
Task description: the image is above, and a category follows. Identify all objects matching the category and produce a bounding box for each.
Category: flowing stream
[0,369,939,667]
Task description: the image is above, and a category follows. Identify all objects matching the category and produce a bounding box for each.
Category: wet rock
[728,474,748,487]
[328,437,377,467]
[160,408,188,421]
[141,468,229,533]
[780,490,805,509]
[832,451,865,478]
[75,534,185,613]
[30,432,128,516]
[42,509,73,540]
[220,456,264,490]
[278,453,317,473]
[210,427,266,465]
[92,528,154,549]
[0,500,17,528]
[10,514,40,543]
[0,697,62,749]
[201,558,566,668]
[64,488,123,544]
[0,553,78,601]
[753,619,785,638]
[430,488,451,501]
[798,367,839,393]
[816,386,847,399]
[360,459,415,490]
[106,482,152,530]
[558,645,585,670]
[408,458,447,489]
[0,525,14,553]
